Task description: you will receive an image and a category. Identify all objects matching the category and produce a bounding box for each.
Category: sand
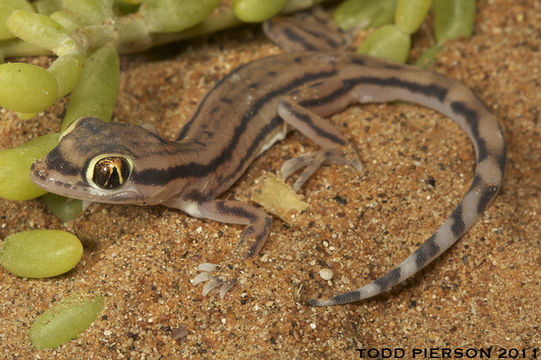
[0,0,539,358]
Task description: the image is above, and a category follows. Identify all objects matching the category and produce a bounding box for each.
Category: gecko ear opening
[86,155,133,190]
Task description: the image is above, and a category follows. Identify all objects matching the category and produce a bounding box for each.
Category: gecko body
[30,16,506,306]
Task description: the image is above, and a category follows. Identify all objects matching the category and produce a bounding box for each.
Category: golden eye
[92,156,131,190]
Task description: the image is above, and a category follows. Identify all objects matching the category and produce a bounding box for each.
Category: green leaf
[48,53,85,97]
[414,44,444,68]
[357,24,411,63]
[33,0,62,15]
[6,10,79,55]
[49,10,82,33]
[140,0,221,32]
[395,0,433,34]
[333,0,397,31]
[0,229,82,278]
[30,294,104,349]
[62,0,111,26]
[0,133,60,200]
[0,62,58,113]
[434,0,476,43]
[41,193,83,222]
[233,0,289,22]
[0,0,34,41]
[62,45,119,131]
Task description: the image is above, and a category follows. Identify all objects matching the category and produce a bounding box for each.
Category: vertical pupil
[93,157,130,189]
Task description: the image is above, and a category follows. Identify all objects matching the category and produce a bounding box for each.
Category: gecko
[29,13,506,306]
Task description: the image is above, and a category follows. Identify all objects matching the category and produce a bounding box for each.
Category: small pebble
[319,268,333,281]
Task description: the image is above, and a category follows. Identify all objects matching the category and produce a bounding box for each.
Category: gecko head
[31,117,173,205]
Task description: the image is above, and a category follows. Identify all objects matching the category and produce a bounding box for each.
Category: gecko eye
[91,156,132,190]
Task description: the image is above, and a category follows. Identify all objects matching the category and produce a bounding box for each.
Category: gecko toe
[202,279,223,296]
[281,154,315,181]
[192,272,212,285]
[198,262,219,272]
[219,281,236,299]
[193,261,239,299]
[282,148,362,191]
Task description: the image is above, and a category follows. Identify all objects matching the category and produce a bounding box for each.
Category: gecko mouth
[30,158,81,195]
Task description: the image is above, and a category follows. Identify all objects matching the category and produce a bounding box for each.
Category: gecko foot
[282,146,363,191]
[191,263,236,299]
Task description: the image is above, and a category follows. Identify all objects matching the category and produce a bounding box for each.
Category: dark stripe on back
[282,28,318,51]
[222,116,283,184]
[300,76,449,109]
[293,25,345,49]
[359,76,449,101]
[135,69,339,185]
[176,62,252,140]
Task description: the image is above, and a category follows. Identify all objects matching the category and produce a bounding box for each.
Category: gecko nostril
[30,166,48,181]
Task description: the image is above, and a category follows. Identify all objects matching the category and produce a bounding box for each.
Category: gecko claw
[193,262,237,299]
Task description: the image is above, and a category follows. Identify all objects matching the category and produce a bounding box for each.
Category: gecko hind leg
[277,98,363,191]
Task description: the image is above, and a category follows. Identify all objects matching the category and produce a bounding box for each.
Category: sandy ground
[0,0,539,358]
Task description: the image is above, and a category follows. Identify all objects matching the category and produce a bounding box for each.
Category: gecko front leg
[172,198,272,298]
